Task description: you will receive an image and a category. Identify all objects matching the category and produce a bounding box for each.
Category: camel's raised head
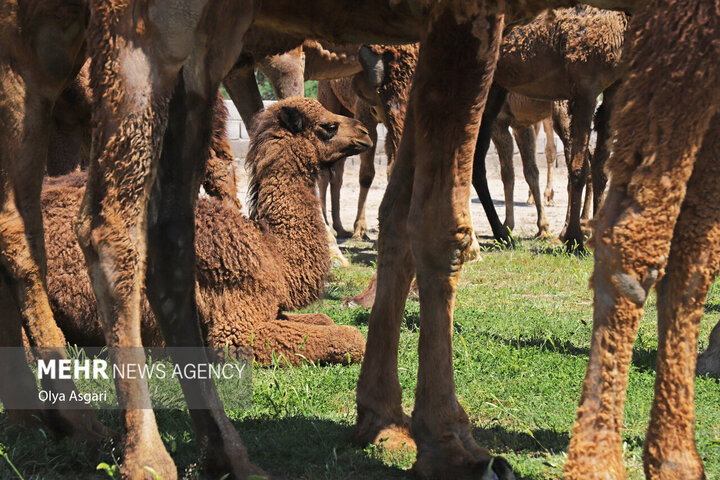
[255,97,373,168]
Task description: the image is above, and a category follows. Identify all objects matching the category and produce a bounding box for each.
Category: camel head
[251,97,373,171]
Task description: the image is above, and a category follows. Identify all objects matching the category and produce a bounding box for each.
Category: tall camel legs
[76,1,260,477]
[355,11,514,479]
[559,92,595,251]
[0,9,106,436]
[565,0,720,477]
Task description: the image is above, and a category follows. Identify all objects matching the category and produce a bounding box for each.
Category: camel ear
[278,106,303,134]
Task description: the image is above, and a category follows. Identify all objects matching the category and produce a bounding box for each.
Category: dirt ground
[235,130,572,244]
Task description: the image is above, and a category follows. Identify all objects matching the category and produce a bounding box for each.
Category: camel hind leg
[0,63,106,440]
[352,104,379,240]
[353,98,416,452]
[642,112,720,480]
[491,122,515,232]
[513,124,550,238]
[408,12,513,479]
[541,117,556,205]
[565,1,720,476]
[559,92,595,251]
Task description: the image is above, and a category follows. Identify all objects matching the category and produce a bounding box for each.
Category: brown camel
[42,98,369,367]
[315,43,418,240]
[0,0,111,442]
[564,0,720,478]
[494,5,626,250]
[490,92,568,237]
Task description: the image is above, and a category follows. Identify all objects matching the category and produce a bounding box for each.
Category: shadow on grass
[233,416,407,479]
[485,332,658,373]
[471,424,570,458]
[342,242,377,267]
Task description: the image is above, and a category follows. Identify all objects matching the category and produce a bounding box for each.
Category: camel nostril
[358,125,369,135]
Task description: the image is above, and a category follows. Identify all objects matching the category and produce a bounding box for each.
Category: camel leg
[641,114,720,480]
[565,2,720,476]
[592,82,619,215]
[0,277,46,425]
[147,77,262,478]
[526,123,541,205]
[581,170,592,224]
[77,3,254,478]
[329,159,350,237]
[0,66,105,439]
[409,12,513,479]
[257,47,305,98]
[542,117,556,205]
[318,168,331,228]
[353,100,417,450]
[492,123,515,232]
[472,83,512,245]
[223,64,265,132]
[352,107,379,240]
[559,92,595,251]
[514,125,550,238]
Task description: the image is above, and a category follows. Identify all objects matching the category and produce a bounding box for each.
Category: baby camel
[41,97,369,367]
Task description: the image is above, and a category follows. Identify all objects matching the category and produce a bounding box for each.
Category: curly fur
[43,99,365,366]
[45,65,239,207]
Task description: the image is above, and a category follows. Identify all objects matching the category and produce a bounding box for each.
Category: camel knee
[409,218,474,275]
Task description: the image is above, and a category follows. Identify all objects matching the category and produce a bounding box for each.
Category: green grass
[1,238,719,479]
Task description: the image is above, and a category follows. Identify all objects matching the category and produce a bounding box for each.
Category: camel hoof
[413,452,515,480]
[353,406,414,450]
[335,227,352,239]
[121,442,177,480]
[329,246,351,268]
[352,223,368,240]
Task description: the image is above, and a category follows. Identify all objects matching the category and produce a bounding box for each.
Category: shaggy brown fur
[565,0,720,478]
[42,160,365,364]
[45,66,240,208]
[494,5,627,250]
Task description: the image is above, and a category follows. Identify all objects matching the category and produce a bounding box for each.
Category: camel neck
[248,151,330,310]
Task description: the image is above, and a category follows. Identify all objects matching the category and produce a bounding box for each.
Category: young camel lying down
[39,98,370,366]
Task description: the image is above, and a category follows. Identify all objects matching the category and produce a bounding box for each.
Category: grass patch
[1,239,719,478]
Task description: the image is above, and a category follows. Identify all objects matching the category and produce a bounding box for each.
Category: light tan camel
[42,98,369,367]
[564,0,720,478]
[490,92,565,237]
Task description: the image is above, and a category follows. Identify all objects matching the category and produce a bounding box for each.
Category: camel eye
[319,122,339,140]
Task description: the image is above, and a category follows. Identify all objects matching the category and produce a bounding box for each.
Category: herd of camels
[1,0,719,479]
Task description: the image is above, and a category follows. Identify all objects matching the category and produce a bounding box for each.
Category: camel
[489,92,568,237]
[41,98,369,367]
[563,0,720,478]
[64,2,540,477]
[315,44,418,239]
[490,5,626,249]
[318,44,482,262]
